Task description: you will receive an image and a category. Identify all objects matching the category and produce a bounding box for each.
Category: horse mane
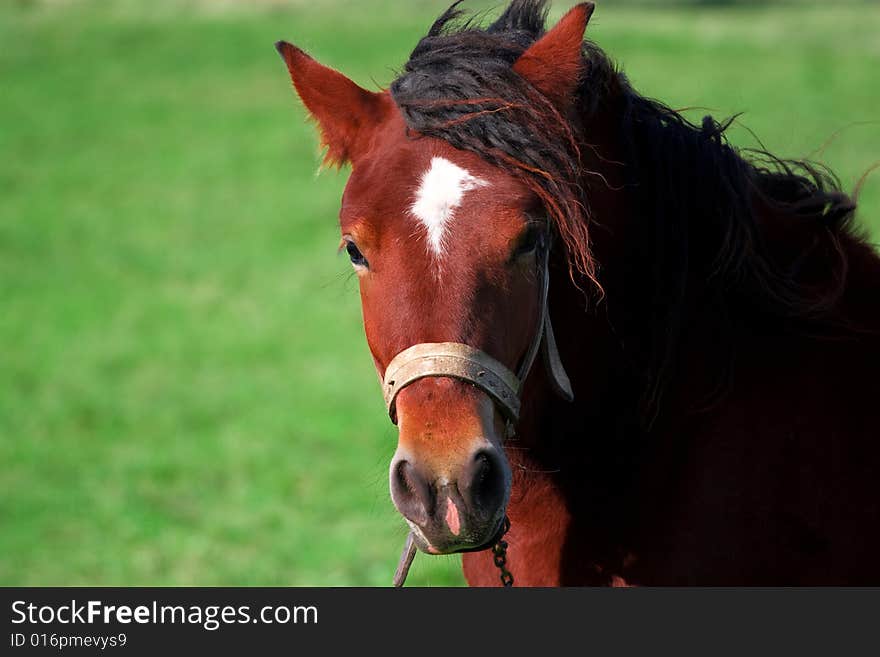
[390,0,864,424]
[619,97,860,421]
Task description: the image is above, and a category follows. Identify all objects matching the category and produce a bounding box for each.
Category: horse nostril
[391,459,434,526]
[460,448,507,518]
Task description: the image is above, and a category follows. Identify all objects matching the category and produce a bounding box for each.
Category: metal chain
[491,517,514,587]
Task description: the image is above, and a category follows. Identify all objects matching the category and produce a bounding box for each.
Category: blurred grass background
[1,0,878,586]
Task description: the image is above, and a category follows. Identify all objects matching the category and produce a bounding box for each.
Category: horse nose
[389,445,510,551]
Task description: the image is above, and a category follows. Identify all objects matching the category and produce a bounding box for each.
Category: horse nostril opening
[461,449,506,516]
[391,459,434,525]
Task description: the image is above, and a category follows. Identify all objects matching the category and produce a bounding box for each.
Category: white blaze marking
[410,156,488,258]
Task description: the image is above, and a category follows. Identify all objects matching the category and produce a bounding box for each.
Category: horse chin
[408,515,507,556]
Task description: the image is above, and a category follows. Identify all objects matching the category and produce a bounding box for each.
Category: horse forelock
[390,0,604,292]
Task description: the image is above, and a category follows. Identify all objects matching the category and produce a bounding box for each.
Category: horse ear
[275,41,387,167]
[513,2,595,109]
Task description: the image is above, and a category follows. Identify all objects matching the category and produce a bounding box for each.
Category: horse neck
[515,90,723,459]
[513,98,642,462]
[522,86,869,458]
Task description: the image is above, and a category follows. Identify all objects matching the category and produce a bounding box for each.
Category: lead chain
[491,517,514,587]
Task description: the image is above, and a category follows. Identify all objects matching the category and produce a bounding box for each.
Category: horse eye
[513,225,543,258]
[345,240,368,268]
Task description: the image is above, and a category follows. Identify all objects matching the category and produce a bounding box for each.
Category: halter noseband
[381,234,574,434]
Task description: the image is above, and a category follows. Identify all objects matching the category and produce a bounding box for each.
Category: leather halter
[381,234,574,434]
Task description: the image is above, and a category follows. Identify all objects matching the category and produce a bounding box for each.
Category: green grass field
[1,0,878,586]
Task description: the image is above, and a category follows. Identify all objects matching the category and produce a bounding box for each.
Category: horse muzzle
[390,430,512,554]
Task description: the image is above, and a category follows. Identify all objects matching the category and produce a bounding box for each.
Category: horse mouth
[409,514,507,555]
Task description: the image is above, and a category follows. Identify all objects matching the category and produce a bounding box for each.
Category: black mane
[390,0,862,423]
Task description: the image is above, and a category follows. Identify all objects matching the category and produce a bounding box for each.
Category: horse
[276,0,880,586]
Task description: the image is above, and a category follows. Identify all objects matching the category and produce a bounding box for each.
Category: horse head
[276,4,593,555]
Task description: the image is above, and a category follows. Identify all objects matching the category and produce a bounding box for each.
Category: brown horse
[277,0,880,585]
